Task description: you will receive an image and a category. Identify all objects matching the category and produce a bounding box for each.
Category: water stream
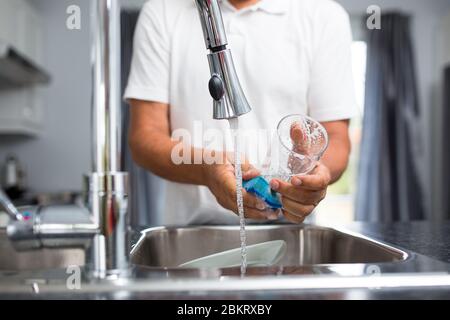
[229,118,247,276]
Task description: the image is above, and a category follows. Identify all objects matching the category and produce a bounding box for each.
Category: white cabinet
[0,0,24,54]
[0,0,43,64]
[19,0,44,65]
[0,88,43,136]
[0,0,45,136]
[0,0,16,48]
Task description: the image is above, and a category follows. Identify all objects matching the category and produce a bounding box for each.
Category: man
[125,0,357,225]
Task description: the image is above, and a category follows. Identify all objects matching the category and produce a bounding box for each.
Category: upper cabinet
[0,0,43,65]
[0,0,48,136]
[0,0,16,49]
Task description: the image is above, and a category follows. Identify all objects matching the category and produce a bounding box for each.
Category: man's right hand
[202,154,279,220]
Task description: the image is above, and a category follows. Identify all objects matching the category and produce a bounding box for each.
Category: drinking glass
[261,114,329,182]
[244,114,328,211]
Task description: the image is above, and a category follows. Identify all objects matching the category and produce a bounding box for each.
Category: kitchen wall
[0,0,449,209]
[0,0,145,193]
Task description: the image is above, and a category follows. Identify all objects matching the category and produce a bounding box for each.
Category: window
[314,41,367,225]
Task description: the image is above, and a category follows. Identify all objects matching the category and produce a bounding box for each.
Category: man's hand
[270,163,331,223]
[266,119,349,224]
[203,155,279,220]
[269,120,330,223]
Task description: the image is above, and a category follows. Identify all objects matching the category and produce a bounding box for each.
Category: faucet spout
[88,0,129,277]
[0,188,22,221]
[195,0,252,120]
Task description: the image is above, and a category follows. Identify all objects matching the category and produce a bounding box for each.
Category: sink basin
[0,229,85,272]
[131,225,408,269]
[2,224,450,299]
[0,223,408,272]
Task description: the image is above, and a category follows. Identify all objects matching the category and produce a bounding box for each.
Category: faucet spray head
[195,0,252,120]
[208,50,252,120]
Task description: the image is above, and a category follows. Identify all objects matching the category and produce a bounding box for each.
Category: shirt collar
[220,0,289,15]
[257,0,289,15]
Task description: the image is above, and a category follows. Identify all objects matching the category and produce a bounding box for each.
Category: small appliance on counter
[1,154,26,200]
[0,155,82,208]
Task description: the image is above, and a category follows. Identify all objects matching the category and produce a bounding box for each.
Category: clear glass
[243,114,329,212]
[261,114,329,182]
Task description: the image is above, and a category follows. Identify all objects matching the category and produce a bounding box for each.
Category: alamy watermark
[170,122,275,166]
[65,4,382,31]
[66,5,81,30]
[367,5,382,30]
[66,265,82,290]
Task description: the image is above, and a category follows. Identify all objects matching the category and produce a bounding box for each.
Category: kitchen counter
[0,220,450,300]
[345,221,450,264]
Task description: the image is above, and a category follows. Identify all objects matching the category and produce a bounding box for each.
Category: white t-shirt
[125,0,358,225]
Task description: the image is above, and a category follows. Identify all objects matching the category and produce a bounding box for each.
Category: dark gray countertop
[346,221,450,263]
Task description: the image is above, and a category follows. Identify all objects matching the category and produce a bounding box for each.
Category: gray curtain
[120,10,165,228]
[356,13,425,222]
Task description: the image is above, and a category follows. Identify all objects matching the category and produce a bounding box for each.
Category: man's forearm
[129,128,216,186]
[130,131,350,186]
[320,134,351,184]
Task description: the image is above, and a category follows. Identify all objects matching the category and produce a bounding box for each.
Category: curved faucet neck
[0,188,23,221]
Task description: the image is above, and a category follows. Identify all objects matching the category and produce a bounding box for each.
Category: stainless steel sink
[0,229,85,272]
[2,224,450,299]
[0,223,408,272]
[131,225,408,269]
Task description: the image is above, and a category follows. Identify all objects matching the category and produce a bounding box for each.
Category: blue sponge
[243,176,282,209]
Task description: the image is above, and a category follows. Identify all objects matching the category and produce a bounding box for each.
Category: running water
[229,118,247,276]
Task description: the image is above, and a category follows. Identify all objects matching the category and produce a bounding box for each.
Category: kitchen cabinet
[0,0,46,136]
[0,0,43,64]
[0,0,16,50]
[0,88,43,136]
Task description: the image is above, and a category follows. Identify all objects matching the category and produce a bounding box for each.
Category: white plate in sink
[178,240,287,269]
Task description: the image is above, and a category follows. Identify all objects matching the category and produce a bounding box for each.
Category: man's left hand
[270,163,331,223]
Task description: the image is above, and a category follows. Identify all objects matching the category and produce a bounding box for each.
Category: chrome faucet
[196,0,252,119]
[1,0,250,277]
[0,189,23,221]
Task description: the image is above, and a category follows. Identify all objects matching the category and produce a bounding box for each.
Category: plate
[178,240,287,269]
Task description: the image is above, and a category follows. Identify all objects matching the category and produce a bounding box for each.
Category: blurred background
[0,0,449,228]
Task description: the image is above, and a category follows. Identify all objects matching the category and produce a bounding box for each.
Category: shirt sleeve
[307,1,359,122]
[124,0,170,104]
